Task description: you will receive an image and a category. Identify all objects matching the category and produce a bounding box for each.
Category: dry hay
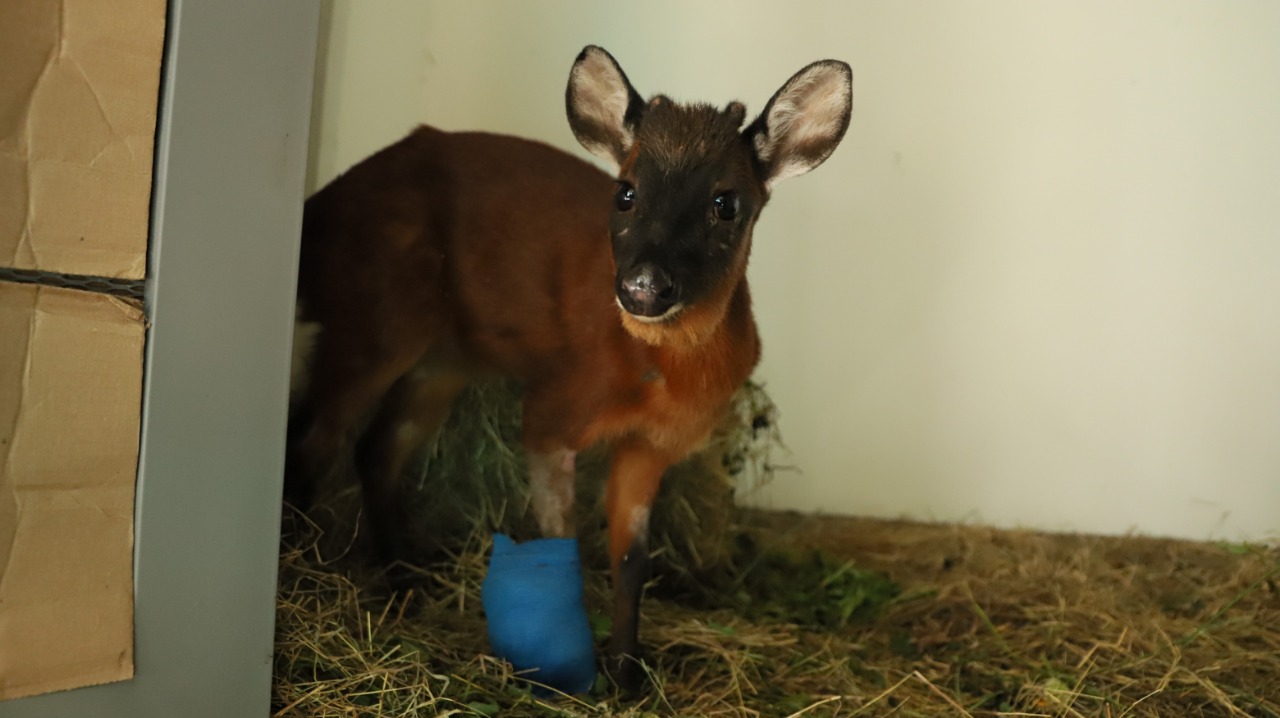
[275,381,1280,717]
[749,513,1280,717]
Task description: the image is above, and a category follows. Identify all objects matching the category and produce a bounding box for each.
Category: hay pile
[275,381,1279,717]
[291,379,783,586]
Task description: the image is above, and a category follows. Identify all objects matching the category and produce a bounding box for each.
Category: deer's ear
[745,60,852,190]
[566,46,645,173]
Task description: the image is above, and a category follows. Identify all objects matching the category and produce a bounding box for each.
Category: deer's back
[299,125,623,376]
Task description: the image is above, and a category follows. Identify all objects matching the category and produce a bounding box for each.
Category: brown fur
[289,46,852,692]
[289,126,760,690]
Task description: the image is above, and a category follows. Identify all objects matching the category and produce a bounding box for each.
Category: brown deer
[287,45,852,689]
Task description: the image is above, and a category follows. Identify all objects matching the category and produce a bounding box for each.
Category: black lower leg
[353,427,412,568]
[609,539,651,694]
[282,409,331,512]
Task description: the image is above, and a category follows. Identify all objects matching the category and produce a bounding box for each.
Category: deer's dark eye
[615,182,636,212]
[712,191,739,222]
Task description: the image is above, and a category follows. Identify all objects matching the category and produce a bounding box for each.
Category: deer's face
[566,46,852,348]
[609,101,764,325]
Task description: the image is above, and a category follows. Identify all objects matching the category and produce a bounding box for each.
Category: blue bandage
[481,534,596,694]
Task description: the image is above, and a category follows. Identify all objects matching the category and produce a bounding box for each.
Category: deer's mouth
[616,297,684,323]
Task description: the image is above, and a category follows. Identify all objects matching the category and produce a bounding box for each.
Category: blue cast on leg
[481,534,596,694]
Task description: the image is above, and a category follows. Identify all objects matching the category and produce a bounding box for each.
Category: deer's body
[287,47,851,690]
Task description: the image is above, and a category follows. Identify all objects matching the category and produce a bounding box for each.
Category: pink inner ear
[569,52,638,170]
[758,64,851,187]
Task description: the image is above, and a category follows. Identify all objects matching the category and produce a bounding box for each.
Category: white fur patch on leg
[628,505,651,546]
[395,421,420,450]
[529,448,578,538]
[290,301,323,399]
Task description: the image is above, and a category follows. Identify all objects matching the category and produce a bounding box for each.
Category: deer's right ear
[566,46,645,173]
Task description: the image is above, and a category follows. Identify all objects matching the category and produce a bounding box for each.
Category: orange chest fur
[577,314,760,460]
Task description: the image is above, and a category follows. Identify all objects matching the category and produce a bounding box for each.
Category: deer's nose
[617,265,678,318]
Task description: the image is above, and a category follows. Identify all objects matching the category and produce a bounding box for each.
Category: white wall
[308,1,1280,542]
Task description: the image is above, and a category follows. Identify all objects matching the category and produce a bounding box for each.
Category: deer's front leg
[604,439,669,692]
[528,447,577,538]
[480,444,595,695]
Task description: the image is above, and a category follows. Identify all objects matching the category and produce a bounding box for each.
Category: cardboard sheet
[0,0,166,278]
[0,282,145,700]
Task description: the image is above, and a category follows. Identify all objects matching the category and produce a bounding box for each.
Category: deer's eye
[615,182,636,212]
[712,191,739,222]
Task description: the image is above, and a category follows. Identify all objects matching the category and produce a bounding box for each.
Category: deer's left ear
[566,46,645,173]
[745,60,852,190]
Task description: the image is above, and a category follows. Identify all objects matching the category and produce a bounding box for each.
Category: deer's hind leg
[353,360,473,566]
[284,289,448,510]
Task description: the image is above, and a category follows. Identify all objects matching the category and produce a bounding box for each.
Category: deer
[286,45,852,691]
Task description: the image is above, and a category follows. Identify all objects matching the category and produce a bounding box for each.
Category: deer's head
[567,46,852,348]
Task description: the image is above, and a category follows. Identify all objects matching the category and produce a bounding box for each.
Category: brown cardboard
[0,0,166,279]
[0,282,145,701]
[0,0,162,700]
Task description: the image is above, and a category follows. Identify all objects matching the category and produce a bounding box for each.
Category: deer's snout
[617,265,680,320]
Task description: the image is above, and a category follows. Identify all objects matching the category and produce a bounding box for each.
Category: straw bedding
[274,381,1279,717]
